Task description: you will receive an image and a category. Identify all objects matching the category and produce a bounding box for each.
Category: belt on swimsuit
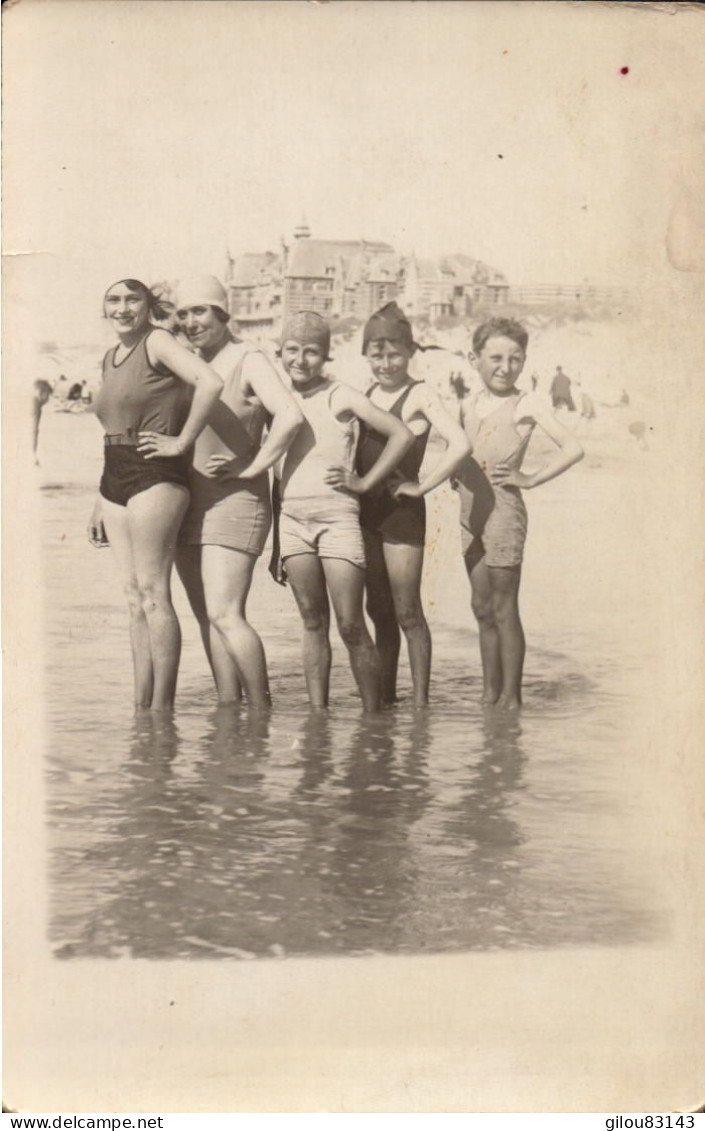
[104,433,139,446]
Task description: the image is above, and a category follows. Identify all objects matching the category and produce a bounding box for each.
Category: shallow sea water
[41,410,662,959]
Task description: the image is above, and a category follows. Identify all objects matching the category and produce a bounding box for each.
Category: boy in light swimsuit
[277,311,413,713]
[457,318,584,709]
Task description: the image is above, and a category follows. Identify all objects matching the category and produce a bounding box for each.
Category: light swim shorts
[279,498,366,569]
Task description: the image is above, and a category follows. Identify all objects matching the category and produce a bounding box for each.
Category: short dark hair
[472,317,528,355]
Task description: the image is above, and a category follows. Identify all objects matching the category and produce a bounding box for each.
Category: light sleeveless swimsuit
[179,339,272,556]
[457,391,534,569]
[279,379,365,568]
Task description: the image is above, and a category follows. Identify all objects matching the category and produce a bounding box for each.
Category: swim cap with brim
[174,275,229,316]
[362,301,417,354]
[280,311,331,359]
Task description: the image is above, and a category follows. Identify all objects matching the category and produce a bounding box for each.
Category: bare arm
[492,397,584,490]
[137,329,223,459]
[205,351,303,482]
[393,387,471,500]
[323,385,413,495]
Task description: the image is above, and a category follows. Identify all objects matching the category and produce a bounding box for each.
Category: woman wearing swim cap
[358,302,470,706]
[174,275,303,708]
[88,278,224,711]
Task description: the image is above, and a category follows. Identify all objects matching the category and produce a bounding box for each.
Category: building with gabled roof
[283,234,397,320]
[223,226,512,339]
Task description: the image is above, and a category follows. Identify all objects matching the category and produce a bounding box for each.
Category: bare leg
[200,545,270,708]
[175,545,242,703]
[127,483,189,711]
[467,556,502,705]
[363,531,401,705]
[382,540,431,707]
[488,565,524,709]
[284,553,332,708]
[101,495,154,708]
[322,557,381,714]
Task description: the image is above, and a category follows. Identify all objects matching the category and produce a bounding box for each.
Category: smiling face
[365,338,413,389]
[103,282,151,336]
[280,339,327,389]
[474,335,526,395]
[176,303,229,355]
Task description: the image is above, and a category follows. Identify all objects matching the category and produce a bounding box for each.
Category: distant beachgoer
[628,420,648,449]
[87,278,223,711]
[550,366,575,411]
[456,318,584,709]
[173,275,302,708]
[55,375,69,402]
[67,381,83,402]
[32,379,52,464]
[579,389,596,420]
[620,388,630,406]
[276,311,413,713]
[80,380,92,405]
[358,302,469,706]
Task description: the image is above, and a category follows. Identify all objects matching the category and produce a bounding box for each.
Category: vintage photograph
[4,0,704,1113]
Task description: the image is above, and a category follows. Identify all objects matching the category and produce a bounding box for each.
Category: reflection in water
[49,693,659,959]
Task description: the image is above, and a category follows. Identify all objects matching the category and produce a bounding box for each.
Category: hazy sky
[4,0,703,344]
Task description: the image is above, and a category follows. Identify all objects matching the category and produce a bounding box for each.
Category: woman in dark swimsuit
[87,278,223,711]
[357,303,469,706]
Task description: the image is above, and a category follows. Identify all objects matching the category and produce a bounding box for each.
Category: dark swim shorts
[359,491,427,547]
[99,445,190,507]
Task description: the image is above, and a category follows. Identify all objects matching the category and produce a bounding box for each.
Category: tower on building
[293,217,311,240]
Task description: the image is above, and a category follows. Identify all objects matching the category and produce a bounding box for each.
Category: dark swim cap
[362,302,416,354]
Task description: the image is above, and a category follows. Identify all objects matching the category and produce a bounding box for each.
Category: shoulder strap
[391,380,420,415]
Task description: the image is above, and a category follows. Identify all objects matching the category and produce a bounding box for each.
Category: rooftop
[286,238,394,279]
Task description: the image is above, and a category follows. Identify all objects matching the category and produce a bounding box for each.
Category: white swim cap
[175,275,229,315]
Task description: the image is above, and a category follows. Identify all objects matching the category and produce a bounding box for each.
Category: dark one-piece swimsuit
[357,381,429,547]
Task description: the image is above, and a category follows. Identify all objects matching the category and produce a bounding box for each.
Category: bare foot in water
[496,695,521,711]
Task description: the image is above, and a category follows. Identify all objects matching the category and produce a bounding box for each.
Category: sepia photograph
[3,0,705,1114]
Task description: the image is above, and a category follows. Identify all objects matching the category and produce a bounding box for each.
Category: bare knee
[298,604,329,633]
[471,593,495,627]
[138,578,171,616]
[337,617,369,649]
[491,590,519,625]
[395,601,426,635]
[207,602,244,635]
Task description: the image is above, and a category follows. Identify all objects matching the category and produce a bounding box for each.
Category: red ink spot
[620,66,630,75]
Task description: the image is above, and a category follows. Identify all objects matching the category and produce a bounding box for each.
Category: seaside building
[224,249,283,336]
[224,225,401,335]
[398,255,510,319]
[226,224,641,337]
